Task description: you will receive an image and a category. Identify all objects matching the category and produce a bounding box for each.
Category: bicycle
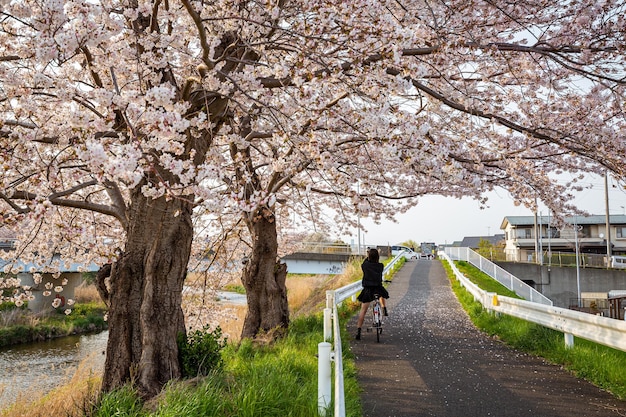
[366,293,383,342]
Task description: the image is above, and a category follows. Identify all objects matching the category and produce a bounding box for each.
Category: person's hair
[368,248,380,263]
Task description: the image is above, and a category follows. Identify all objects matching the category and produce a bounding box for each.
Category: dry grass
[1,355,102,417]
[74,283,103,304]
[0,308,46,328]
[286,274,328,314]
[290,261,361,318]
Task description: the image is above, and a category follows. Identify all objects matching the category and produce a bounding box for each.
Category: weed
[177,325,226,378]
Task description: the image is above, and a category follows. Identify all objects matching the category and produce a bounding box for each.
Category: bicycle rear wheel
[372,302,382,343]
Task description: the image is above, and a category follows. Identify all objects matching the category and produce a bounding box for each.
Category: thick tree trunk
[101,188,193,398]
[240,209,289,339]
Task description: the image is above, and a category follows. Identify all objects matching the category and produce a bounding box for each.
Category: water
[0,331,108,408]
[0,291,245,409]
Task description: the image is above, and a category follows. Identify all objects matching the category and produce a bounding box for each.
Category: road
[349,259,626,417]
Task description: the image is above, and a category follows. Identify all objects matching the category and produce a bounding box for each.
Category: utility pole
[605,171,612,267]
[575,219,582,308]
[533,198,539,264]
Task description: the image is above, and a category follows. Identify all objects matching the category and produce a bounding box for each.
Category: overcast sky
[340,174,626,247]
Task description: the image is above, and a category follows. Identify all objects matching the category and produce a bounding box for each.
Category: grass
[1,264,366,417]
[442,259,626,400]
[0,301,107,348]
[1,307,362,417]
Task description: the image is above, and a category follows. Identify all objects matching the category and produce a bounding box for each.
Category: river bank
[0,330,108,406]
[0,272,345,414]
[0,282,108,349]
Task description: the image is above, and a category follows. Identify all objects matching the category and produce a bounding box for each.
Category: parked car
[391,245,418,260]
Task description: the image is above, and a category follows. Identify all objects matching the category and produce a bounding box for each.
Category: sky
[340,174,626,248]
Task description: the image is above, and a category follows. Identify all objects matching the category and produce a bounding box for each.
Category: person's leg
[356,302,370,328]
[380,297,389,316]
[355,302,370,339]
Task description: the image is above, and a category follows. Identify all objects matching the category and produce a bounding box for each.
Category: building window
[616,226,626,238]
[515,228,532,239]
[578,225,591,238]
[544,227,560,239]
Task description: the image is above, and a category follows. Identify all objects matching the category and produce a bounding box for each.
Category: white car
[401,250,418,260]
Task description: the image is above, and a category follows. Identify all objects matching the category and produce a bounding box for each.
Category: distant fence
[441,251,626,353]
[444,247,553,306]
[299,241,353,255]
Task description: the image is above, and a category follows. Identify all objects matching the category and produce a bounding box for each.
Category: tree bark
[101,185,193,398]
[240,207,289,339]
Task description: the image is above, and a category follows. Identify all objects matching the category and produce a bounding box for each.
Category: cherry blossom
[0,0,624,398]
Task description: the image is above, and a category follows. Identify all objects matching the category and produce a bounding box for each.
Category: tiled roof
[460,234,505,248]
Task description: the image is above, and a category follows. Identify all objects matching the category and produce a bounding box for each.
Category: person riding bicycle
[355,248,389,340]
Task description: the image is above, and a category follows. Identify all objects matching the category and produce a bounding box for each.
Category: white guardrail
[317,251,409,417]
[440,250,626,352]
[444,246,553,305]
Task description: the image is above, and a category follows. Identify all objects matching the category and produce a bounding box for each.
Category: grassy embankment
[443,259,626,400]
[2,256,405,417]
[0,282,107,348]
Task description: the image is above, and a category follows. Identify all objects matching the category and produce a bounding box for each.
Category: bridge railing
[317,251,408,416]
[444,246,553,306]
[441,251,626,353]
[299,241,353,255]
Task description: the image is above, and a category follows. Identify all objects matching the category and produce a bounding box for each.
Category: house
[459,234,505,250]
[500,214,626,263]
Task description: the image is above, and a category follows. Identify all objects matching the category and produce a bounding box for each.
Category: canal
[0,290,248,410]
[0,331,108,408]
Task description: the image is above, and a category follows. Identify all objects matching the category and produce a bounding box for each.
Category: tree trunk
[241,208,289,339]
[101,187,193,398]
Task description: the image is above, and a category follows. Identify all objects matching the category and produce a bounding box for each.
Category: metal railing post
[318,342,332,415]
[324,291,334,341]
[323,307,332,342]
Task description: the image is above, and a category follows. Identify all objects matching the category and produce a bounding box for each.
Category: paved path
[349,259,626,417]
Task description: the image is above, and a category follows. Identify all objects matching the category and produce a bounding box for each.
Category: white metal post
[318,342,332,416]
[564,333,574,349]
[323,307,332,342]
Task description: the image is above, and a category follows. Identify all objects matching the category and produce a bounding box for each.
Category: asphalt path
[349,259,626,417]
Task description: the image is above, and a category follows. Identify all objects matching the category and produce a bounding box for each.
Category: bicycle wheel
[372,302,381,342]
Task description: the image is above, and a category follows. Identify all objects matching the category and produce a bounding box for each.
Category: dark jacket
[361,259,384,287]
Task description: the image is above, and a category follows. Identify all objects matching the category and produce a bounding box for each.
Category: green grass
[86,260,374,417]
[442,259,626,399]
[222,284,246,294]
[89,308,362,417]
[454,261,520,298]
[0,302,108,348]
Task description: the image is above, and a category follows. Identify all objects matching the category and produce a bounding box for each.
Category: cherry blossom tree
[1,0,625,398]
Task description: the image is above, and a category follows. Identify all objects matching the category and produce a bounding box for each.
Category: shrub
[177,325,226,378]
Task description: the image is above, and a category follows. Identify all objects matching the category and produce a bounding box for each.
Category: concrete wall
[281,252,352,275]
[495,262,626,308]
[282,258,346,274]
[18,272,83,313]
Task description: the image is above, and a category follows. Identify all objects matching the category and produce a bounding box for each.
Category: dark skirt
[357,285,389,303]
